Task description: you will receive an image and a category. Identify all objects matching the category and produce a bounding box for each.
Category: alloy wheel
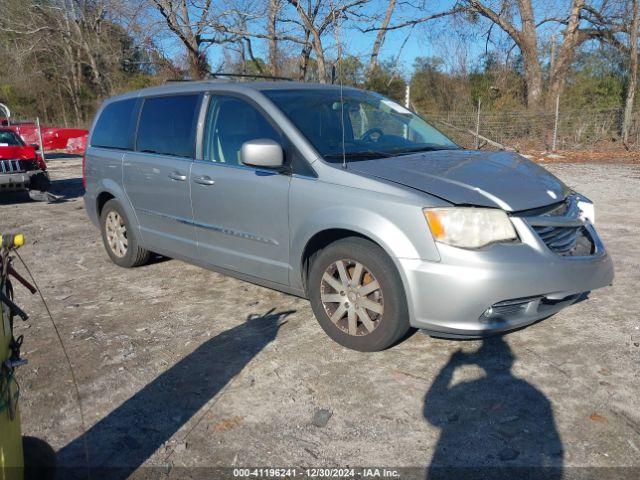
[320,259,384,336]
[105,211,128,258]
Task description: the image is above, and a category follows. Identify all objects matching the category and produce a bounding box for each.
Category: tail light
[82,153,87,188]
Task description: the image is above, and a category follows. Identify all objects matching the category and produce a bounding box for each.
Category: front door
[123,94,201,256]
[190,95,290,284]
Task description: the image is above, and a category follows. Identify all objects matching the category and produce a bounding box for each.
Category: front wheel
[308,237,410,352]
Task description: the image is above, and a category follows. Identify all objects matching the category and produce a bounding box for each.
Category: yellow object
[12,235,23,248]
[0,240,25,480]
[0,235,24,249]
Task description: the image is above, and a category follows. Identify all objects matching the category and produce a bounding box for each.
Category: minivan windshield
[264,88,459,162]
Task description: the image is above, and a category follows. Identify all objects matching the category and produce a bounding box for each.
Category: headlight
[423,207,517,249]
[575,196,595,225]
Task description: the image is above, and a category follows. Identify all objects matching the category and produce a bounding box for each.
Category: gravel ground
[1,157,639,479]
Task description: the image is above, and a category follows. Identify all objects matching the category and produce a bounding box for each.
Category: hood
[347,150,569,212]
[0,145,36,160]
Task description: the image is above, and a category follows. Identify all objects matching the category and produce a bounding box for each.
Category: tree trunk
[298,29,312,80]
[187,45,208,80]
[520,45,543,108]
[517,0,543,108]
[368,0,395,73]
[465,1,543,107]
[548,0,585,105]
[268,0,280,75]
[310,30,327,83]
[623,0,639,145]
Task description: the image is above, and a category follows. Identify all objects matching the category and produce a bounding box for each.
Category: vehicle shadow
[423,336,563,480]
[57,308,294,479]
[0,178,83,204]
[48,177,84,200]
[0,191,31,205]
[45,153,83,160]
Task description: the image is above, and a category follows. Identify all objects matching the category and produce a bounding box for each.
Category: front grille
[0,159,26,173]
[534,225,594,256]
[518,195,597,257]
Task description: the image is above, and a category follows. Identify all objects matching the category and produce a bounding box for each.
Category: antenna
[329,0,347,169]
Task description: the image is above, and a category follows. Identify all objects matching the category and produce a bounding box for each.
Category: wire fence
[421,106,640,153]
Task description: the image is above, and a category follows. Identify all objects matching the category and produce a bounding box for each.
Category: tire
[308,237,410,352]
[100,198,150,268]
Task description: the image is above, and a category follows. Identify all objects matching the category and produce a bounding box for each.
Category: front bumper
[401,217,614,338]
[0,171,49,192]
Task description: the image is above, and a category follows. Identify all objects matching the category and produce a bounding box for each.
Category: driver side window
[203,96,281,166]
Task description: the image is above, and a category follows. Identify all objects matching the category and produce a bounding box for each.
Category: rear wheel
[100,199,150,267]
[308,237,409,351]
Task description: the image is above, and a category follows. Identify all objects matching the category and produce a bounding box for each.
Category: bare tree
[150,0,234,79]
[461,0,544,107]
[268,0,281,74]
[0,0,133,123]
[368,0,396,73]
[284,0,368,82]
[623,0,639,145]
[459,0,608,108]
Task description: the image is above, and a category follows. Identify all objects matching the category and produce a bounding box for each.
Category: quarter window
[203,96,281,166]
[91,98,138,150]
[136,95,200,158]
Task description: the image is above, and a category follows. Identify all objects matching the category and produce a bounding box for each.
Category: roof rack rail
[165,72,293,83]
[209,72,293,81]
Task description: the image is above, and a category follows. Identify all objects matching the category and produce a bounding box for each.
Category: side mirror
[30,143,40,150]
[241,139,284,169]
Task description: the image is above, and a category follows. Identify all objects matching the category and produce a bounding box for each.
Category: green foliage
[335,55,364,86]
[562,48,627,109]
[364,61,406,103]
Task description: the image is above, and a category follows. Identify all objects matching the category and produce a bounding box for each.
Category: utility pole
[475,98,481,150]
[550,34,557,76]
[552,93,560,152]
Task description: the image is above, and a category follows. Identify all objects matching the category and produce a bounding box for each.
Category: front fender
[289,205,440,292]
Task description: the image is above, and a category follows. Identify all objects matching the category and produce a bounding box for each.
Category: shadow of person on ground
[423,336,563,480]
[57,308,294,479]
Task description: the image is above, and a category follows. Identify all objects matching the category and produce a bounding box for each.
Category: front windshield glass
[264,88,459,162]
[0,130,23,146]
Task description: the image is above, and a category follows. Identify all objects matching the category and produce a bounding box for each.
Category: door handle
[168,172,187,181]
[193,175,215,185]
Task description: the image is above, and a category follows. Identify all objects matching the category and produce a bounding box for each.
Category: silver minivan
[83,80,614,351]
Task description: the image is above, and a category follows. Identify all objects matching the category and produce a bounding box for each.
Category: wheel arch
[296,223,416,300]
[300,228,370,295]
[92,180,141,240]
[96,191,115,218]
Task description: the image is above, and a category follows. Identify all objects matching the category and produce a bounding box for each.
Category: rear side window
[91,98,138,150]
[136,95,200,158]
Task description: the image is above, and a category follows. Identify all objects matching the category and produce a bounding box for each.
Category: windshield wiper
[392,145,460,155]
[324,150,392,160]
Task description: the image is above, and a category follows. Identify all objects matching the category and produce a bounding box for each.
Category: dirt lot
[1,157,639,478]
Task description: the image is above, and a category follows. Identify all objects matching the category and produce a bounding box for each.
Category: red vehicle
[5,122,87,155]
[0,128,50,194]
[0,103,88,155]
